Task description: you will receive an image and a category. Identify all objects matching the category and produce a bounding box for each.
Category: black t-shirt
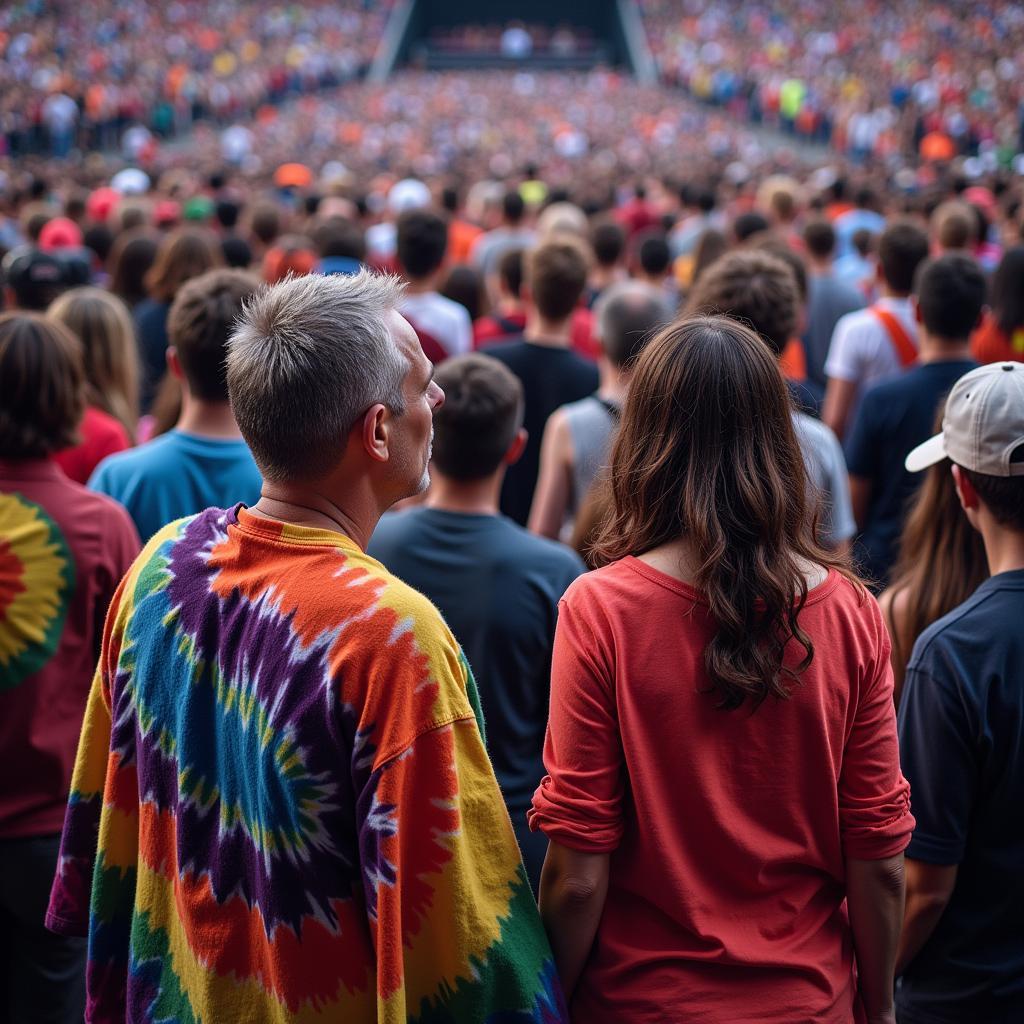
[845,359,977,585]
[480,338,600,525]
[897,570,1024,1023]
[367,508,585,812]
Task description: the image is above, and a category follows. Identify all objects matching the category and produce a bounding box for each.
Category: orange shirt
[971,313,1024,364]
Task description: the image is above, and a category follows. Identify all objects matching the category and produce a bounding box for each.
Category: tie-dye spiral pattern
[47,505,566,1023]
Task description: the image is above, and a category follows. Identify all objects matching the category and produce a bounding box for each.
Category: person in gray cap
[896,361,1024,1023]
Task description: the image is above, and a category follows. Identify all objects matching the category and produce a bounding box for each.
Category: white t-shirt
[824,296,917,415]
[400,292,473,359]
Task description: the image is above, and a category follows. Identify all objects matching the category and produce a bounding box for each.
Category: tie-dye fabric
[46,505,566,1024]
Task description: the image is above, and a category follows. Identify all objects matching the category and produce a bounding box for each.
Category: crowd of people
[638,0,1024,164]
[1,17,1024,1022]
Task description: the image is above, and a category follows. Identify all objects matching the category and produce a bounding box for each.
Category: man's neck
[597,360,629,402]
[250,482,378,551]
[917,333,974,365]
[425,472,502,516]
[807,257,833,276]
[981,524,1024,577]
[176,398,243,440]
[525,312,572,347]
[404,274,440,297]
[878,286,910,303]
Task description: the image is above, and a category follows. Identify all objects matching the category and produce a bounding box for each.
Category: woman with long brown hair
[880,448,988,704]
[530,315,913,1024]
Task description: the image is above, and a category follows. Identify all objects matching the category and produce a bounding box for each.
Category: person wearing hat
[1,247,90,312]
[896,361,1024,1022]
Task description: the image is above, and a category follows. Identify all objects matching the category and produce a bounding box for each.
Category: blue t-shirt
[897,570,1024,1023]
[88,430,263,541]
[369,508,585,812]
[845,359,977,585]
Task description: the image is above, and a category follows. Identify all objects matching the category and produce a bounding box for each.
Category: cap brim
[905,432,947,473]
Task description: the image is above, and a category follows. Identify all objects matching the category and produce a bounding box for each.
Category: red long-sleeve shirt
[531,557,914,1024]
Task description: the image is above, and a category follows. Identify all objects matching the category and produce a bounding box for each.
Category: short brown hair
[963,460,1024,532]
[431,354,523,481]
[526,239,588,322]
[145,228,223,304]
[931,201,978,251]
[168,270,261,402]
[686,250,799,356]
[878,221,930,295]
[0,313,85,458]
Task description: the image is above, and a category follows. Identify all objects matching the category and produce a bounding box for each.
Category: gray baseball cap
[906,362,1024,476]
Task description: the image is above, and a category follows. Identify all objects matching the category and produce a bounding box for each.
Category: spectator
[46,271,566,1021]
[0,313,138,1024]
[89,269,263,540]
[834,226,877,293]
[531,314,913,1022]
[442,183,483,265]
[530,281,671,539]
[687,249,856,551]
[48,288,139,482]
[846,255,983,586]
[931,201,978,254]
[834,187,886,259]
[482,239,599,525]
[262,234,318,284]
[472,190,536,283]
[972,246,1024,363]
[369,353,585,889]
[823,221,930,439]
[586,219,627,307]
[897,361,1024,1021]
[689,226,728,285]
[879,435,988,701]
[802,219,866,390]
[397,209,472,361]
[134,228,222,412]
[106,230,159,312]
[440,263,487,322]
[1,246,90,312]
[631,231,677,307]
[732,210,771,244]
[473,247,528,345]
[312,217,366,277]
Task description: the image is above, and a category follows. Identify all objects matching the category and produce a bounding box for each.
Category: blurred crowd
[639,0,1024,163]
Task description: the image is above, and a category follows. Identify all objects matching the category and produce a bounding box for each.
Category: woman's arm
[538,842,610,1001]
[846,855,905,1024]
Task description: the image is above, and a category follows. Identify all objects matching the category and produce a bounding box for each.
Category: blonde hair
[49,287,139,439]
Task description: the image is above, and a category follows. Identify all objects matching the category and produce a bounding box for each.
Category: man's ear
[166,346,184,381]
[951,463,979,512]
[360,403,390,464]
[504,427,528,467]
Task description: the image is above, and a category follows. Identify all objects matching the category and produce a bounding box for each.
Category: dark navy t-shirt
[845,359,976,585]
[897,570,1024,1023]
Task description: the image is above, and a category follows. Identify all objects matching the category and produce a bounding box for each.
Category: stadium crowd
[0,25,1023,1024]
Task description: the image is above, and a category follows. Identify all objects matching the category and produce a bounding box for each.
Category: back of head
[145,228,223,304]
[637,232,671,277]
[430,354,523,481]
[249,202,282,246]
[397,208,448,280]
[596,315,844,710]
[733,211,770,244]
[686,249,799,356]
[595,281,672,368]
[216,199,241,231]
[262,235,317,284]
[312,217,366,262]
[691,228,728,284]
[851,227,875,259]
[803,219,836,261]
[931,200,978,251]
[441,264,486,321]
[2,245,90,311]
[48,287,139,429]
[877,221,930,295]
[990,246,1024,336]
[536,202,587,241]
[592,219,626,268]
[750,236,808,302]
[227,270,407,481]
[221,236,253,269]
[168,269,260,403]
[108,230,159,306]
[915,254,986,341]
[502,190,526,226]
[526,238,589,322]
[0,312,84,459]
[497,247,525,297]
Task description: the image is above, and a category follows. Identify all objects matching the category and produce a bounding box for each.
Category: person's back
[47,271,566,1023]
[897,362,1024,1022]
[369,354,585,889]
[535,560,907,1022]
[89,269,264,540]
[846,255,984,585]
[531,316,911,1024]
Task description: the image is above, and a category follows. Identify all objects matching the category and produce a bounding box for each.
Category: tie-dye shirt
[46,505,566,1024]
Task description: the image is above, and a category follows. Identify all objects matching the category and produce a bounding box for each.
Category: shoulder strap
[871,305,917,368]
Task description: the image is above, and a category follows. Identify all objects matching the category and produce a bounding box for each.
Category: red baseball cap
[39,217,84,252]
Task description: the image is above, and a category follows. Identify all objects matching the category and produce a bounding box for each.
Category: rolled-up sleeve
[529,597,624,853]
[839,616,915,859]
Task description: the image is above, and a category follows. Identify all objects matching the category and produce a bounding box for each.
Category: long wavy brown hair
[882,446,988,699]
[594,315,858,711]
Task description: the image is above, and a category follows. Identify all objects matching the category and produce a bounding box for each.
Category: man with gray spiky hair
[47,270,568,1023]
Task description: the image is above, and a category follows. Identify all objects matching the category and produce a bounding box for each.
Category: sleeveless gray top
[563,395,619,518]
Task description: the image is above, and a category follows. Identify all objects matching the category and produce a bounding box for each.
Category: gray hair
[227,269,407,481]
[594,280,673,368]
